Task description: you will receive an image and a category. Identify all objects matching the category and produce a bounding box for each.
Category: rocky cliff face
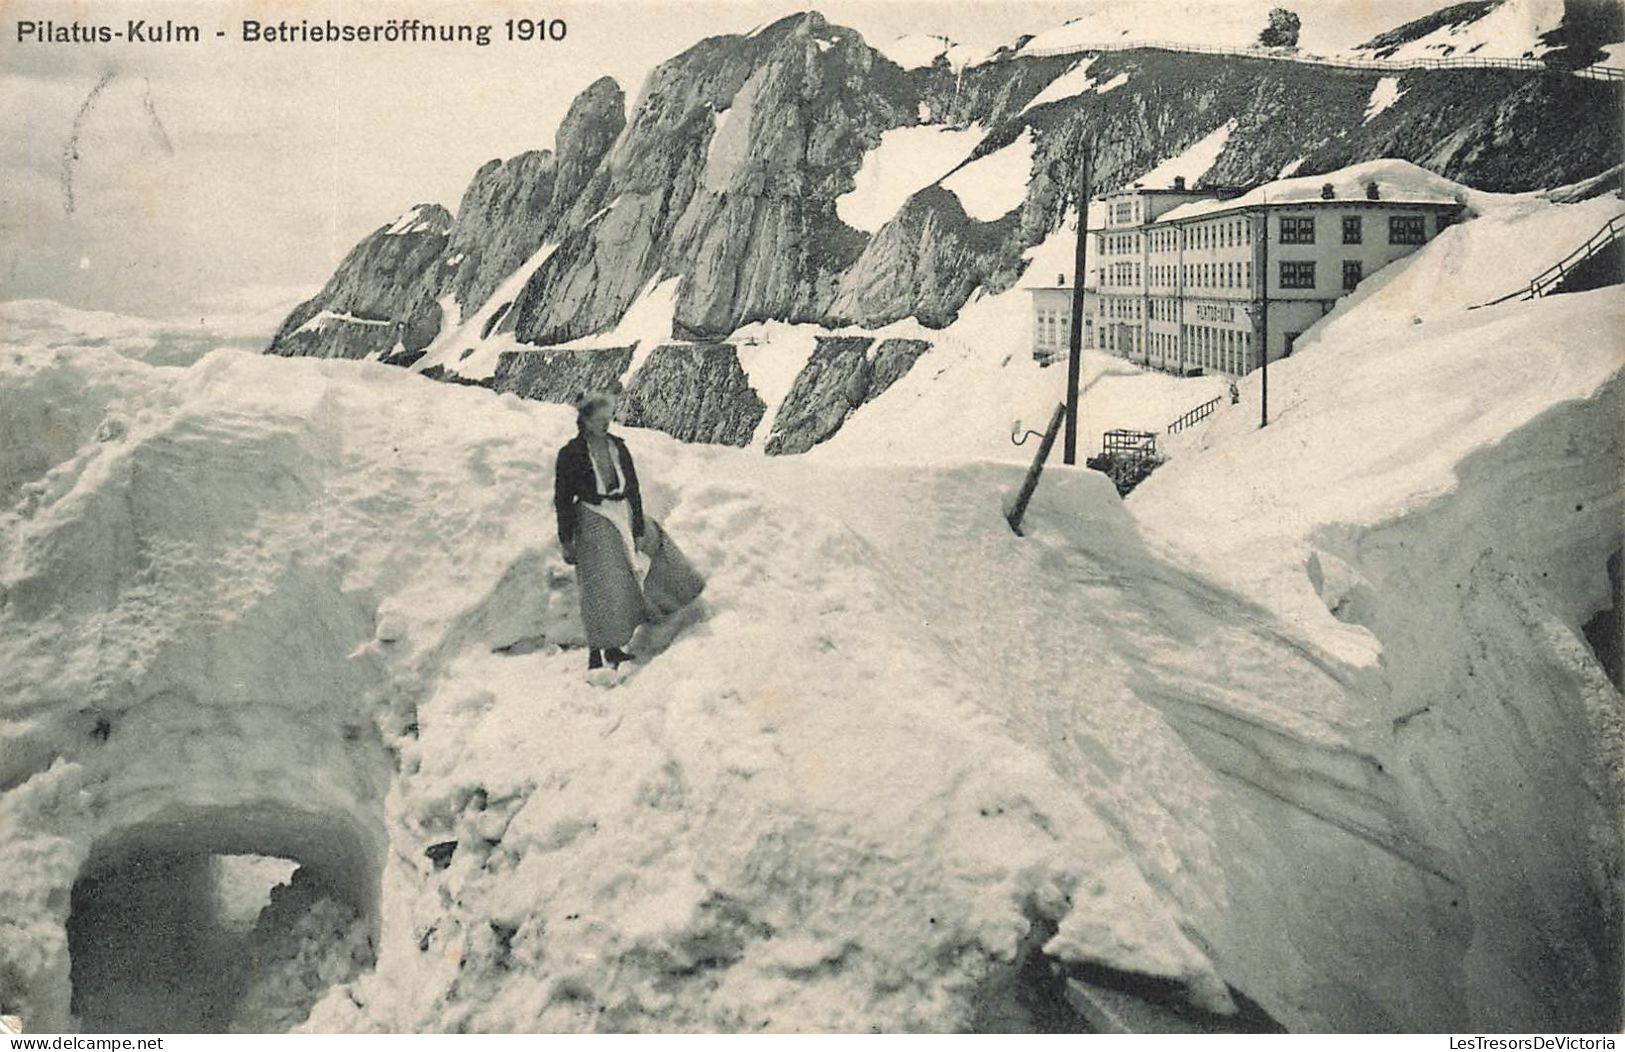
[766,336,932,454]
[508,12,916,346]
[449,78,627,321]
[620,344,766,446]
[267,204,453,360]
[265,8,1623,449]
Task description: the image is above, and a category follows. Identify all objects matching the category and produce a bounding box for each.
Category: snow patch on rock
[384,205,449,237]
[1019,57,1098,113]
[939,128,1037,223]
[1363,77,1406,123]
[875,32,953,69]
[411,243,560,380]
[703,99,752,193]
[837,125,987,233]
[1134,120,1237,189]
[1093,71,1131,94]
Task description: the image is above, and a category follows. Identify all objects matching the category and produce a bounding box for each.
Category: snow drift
[3,336,1247,1032]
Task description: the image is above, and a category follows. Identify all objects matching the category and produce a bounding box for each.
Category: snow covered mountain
[1353,0,1624,67]
[263,7,1622,455]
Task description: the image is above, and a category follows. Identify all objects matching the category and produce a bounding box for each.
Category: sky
[0,0,1452,327]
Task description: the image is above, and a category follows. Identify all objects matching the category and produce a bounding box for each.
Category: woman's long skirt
[575,507,705,649]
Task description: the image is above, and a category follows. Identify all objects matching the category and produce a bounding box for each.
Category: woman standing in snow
[555,391,705,683]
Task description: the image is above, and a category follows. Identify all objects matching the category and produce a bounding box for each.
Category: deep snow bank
[1130,195,1625,1029]
[4,264,1620,1030]
[2,339,1239,1032]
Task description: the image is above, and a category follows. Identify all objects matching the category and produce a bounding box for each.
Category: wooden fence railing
[1473,213,1625,308]
[1000,38,1625,83]
[1167,394,1224,435]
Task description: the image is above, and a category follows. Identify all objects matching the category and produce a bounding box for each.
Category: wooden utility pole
[1064,143,1090,464]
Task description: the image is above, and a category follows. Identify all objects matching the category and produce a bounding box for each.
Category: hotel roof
[1153,160,1464,224]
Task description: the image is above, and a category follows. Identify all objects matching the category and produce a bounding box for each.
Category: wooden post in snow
[1006,402,1068,536]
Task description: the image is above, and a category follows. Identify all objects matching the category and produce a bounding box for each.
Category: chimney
[1057,272,1066,287]
[1173,176,1187,191]
[1320,182,1335,200]
[1365,181,1381,200]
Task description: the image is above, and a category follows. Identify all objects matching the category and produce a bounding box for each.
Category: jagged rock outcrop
[865,337,932,400]
[512,13,916,345]
[488,347,634,404]
[446,78,626,314]
[830,186,1023,328]
[765,335,932,455]
[617,344,765,446]
[267,204,453,359]
[268,10,1622,373]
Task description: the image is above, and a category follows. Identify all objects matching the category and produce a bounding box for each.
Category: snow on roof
[1153,159,1464,224]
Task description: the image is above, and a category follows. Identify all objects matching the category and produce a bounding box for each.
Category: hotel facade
[1033,173,1463,376]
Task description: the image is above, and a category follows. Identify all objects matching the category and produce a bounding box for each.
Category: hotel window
[1245,261,1252,287]
[1279,216,1315,244]
[1342,215,1362,244]
[1342,260,1363,291]
[1280,261,1316,289]
[1390,215,1427,244]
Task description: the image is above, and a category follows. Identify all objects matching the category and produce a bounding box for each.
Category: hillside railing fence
[998,39,1625,83]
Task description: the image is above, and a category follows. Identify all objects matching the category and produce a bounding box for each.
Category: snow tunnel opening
[66,808,381,1034]
[965,914,1088,1033]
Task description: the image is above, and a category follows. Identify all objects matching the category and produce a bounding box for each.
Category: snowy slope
[1353,0,1565,61]
[1126,195,1623,1032]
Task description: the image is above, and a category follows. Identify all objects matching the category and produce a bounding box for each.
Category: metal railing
[1166,394,1224,435]
[1001,38,1625,83]
[1473,212,1625,308]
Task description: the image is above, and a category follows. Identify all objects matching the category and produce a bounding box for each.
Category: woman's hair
[574,390,616,431]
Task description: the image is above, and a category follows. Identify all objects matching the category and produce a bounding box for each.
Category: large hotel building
[1030,170,1463,375]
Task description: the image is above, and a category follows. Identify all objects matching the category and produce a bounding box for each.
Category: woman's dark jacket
[554,433,645,546]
